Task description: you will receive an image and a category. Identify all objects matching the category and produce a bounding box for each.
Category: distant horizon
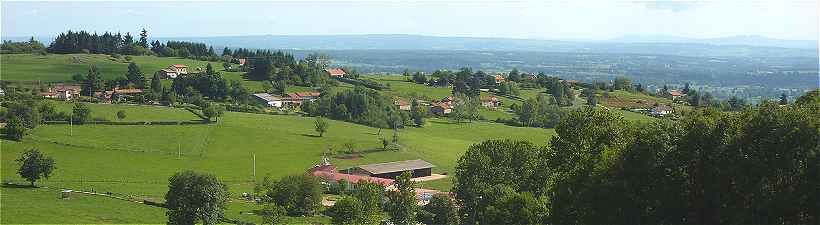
[4,33,816,42]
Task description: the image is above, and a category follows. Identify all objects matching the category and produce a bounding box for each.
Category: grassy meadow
[1,53,659,223]
[1,100,553,223]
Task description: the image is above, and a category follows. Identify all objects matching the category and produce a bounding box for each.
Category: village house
[252,93,283,108]
[394,99,411,111]
[494,74,506,84]
[159,64,188,79]
[668,90,685,100]
[41,84,82,101]
[97,87,144,103]
[651,105,673,117]
[238,58,247,66]
[480,96,502,108]
[430,96,455,115]
[325,68,347,78]
[282,92,321,107]
[560,79,579,86]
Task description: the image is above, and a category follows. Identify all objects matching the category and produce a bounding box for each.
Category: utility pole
[252,153,256,179]
[69,113,73,136]
[177,141,181,159]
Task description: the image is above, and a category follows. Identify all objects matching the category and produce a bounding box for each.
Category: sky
[1,0,818,40]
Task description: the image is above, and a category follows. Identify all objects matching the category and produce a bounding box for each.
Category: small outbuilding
[348,159,435,179]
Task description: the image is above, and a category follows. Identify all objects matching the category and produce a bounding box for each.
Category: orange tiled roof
[325,68,346,76]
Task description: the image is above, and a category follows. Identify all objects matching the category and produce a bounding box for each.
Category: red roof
[325,68,346,77]
[172,64,187,68]
[480,96,499,102]
[238,59,247,65]
[494,75,505,82]
[669,90,684,96]
[295,92,321,97]
[311,170,395,186]
[114,88,144,94]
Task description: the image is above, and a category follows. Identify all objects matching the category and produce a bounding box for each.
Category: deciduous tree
[165,170,229,225]
[16,149,55,187]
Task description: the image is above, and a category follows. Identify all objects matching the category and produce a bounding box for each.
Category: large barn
[347,159,435,179]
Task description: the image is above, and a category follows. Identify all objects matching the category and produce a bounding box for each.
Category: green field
[1,53,659,223]
[1,100,553,223]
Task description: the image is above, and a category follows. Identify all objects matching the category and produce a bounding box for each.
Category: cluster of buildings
[394,95,502,115]
[40,84,82,101]
[158,64,189,79]
[252,91,321,108]
[39,84,146,103]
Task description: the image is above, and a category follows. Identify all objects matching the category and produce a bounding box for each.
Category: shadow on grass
[0,136,22,142]
[1,183,36,189]
[301,133,321,138]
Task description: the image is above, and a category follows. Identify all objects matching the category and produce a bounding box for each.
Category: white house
[650,105,673,117]
[253,93,283,108]
[159,64,189,79]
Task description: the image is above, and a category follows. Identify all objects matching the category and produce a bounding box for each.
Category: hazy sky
[2,0,818,40]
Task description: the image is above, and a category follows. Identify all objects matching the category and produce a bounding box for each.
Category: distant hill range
[4,34,816,57]
[610,34,818,50]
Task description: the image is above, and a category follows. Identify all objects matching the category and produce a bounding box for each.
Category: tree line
[453,90,819,225]
[302,86,408,129]
[47,29,151,55]
[45,29,222,61]
[246,52,331,87]
[1,37,46,54]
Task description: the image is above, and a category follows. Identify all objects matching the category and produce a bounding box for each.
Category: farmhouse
[98,88,144,103]
[41,84,81,101]
[430,102,452,115]
[651,105,673,117]
[253,93,283,108]
[494,74,506,84]
[480,96,501,108]
[159,64,189,79]
[281,92,321,107]
[238,58,247,66]
[325,68,347,78]
[668,90,684,100]
[395,99,411,111]
[347,159,435,179]
[560,79,579,86]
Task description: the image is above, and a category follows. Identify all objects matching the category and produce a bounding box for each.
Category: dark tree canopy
[164,170,229,225]
[16,149,56,186]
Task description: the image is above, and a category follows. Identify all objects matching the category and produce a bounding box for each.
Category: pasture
[1,101,552,223]
[0,53,658,223]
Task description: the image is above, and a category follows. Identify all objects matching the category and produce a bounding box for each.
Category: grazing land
[1,100,553,223]
[0,53,662,223]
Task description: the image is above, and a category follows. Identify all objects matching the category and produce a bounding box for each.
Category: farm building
[308,158,395,186]
[494,74,505,84]
[159,64,189,79]
[651,105,673,117]
[668,90,685,100]
[347,159,435,179]
[325,68,347,78]
[253,93,283,107]
[282,92,321,107]
[97,88,144,103]
[480,96,501,108]
[41,84,81,101]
